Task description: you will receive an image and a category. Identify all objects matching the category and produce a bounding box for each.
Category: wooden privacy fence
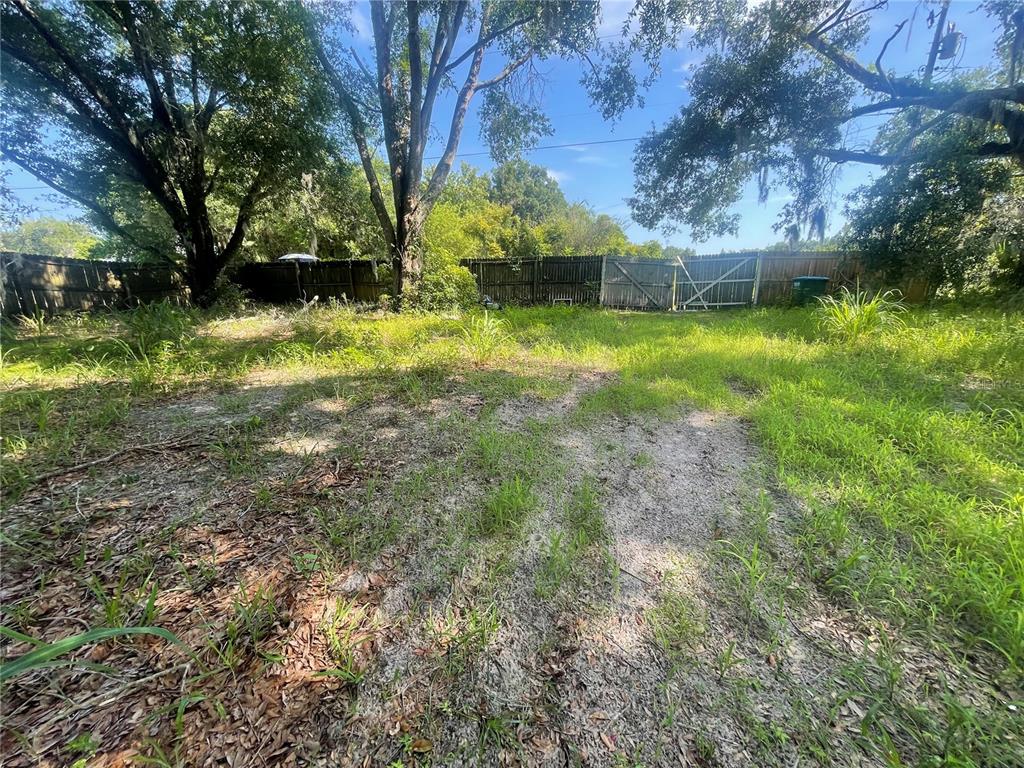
[464,256,603,306]
[233,260,388,305]
[1,251,184,316]
[3,250,930,317]
[464,252,930,309]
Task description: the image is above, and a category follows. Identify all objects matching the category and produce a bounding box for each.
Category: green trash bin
[792,275,830,306]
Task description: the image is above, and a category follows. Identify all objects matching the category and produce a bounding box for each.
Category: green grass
[3,301,1022,670]
[648,578,707,658]
[535,476,612,598]
[814,285,907,343]
[476,476,537,535]
[506,305,1023,667]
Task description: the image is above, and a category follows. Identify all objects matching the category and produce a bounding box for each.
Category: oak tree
[1,0,331,303]
[588,1,1024,243]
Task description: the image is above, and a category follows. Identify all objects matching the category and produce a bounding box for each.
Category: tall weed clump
[119,300,195,357]
[815,285,906,343]
[462,311,512,364]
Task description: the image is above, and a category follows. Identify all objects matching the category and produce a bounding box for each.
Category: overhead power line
[425,135,644,160]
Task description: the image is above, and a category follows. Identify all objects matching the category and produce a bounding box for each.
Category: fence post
[293,261,303,303]
[671,265,678,312]
[751,251,764,306]
[531,258,540,304]
[598,255,607,307]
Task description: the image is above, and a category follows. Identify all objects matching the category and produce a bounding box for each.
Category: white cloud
[349,3,372,41]
[575,154,614,166]
[547,169,571,184]
[598,0,633,37]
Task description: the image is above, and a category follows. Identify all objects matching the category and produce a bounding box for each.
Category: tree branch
[369,0,405,213]
[11,0,139,145]
[445,11,537,72]
[804,28,929,98]
[874,20,907,94]
[809,1,851,37]
[475,49,534,91]
[0,38,134,157]
[422,1,466,136]
[96,2,177,132]
[422,9,490,213]
[220,167,268,267]
[814,1,887,37]
[307,23,396,246]
[1,148,180,270]
[817,141,1019,165]
[406,0,425,198]
[817,148,903,165]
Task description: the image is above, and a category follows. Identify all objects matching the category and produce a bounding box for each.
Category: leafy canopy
[586,1,1024,243]
[1,0,331,299]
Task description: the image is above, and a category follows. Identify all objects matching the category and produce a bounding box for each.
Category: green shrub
[404,263,478,312]
[209,277,251,314]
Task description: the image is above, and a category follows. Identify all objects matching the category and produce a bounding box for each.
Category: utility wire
[425,135,644,160]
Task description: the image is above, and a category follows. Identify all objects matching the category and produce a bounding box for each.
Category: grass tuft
[477,476,537,535]
[815,285,906,343]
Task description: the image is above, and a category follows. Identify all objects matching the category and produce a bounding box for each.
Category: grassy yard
[1,302,1021,766]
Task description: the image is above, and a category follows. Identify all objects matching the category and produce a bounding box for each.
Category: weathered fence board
[1,252,184,316]
[233,261,388,305]
[463,257,604,306]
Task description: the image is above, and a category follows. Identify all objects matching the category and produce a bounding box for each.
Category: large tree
[588,0,1024,244]
[844,113,1023,290]
[489,158,568,223]
[308,1,600,299]
[1,0,331,303]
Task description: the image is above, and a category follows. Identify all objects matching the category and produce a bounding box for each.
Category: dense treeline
[0,158,681,262]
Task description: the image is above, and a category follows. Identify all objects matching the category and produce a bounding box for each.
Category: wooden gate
[671,254,758,310]
[600,259,674,310]
[465,251,926,311]
[600,254,759,310]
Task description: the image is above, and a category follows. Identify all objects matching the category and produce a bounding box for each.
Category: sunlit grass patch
[476,476,537,536]
[3,301,1022,670]
[535,476,611,598]
[648,578,706,658]
[506,304,1024,666]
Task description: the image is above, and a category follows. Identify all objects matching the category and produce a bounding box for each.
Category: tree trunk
[387,228,424,301]
[177,177,247,307]
[182,234,221,307]
[388,203,425,303]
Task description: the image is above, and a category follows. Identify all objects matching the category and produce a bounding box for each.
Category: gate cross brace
[676,259,709,310]
[613,260,664,309]
[681,258,753,308]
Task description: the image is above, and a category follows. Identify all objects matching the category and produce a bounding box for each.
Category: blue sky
[4,1,1002,253]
